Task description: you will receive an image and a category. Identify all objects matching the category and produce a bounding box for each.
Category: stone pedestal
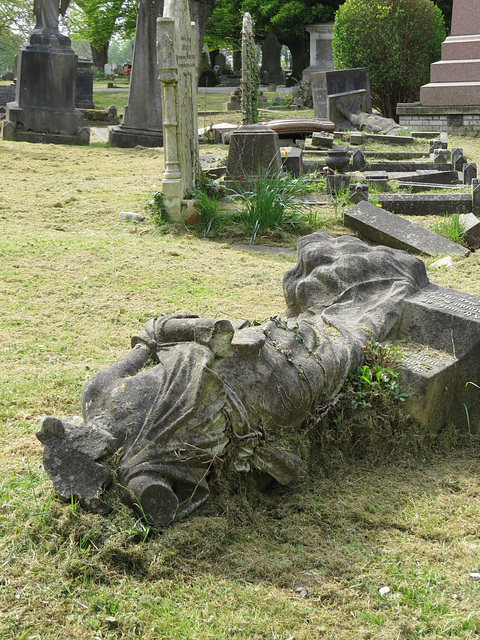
[420,0,480,107]
[2,42,89,145]
[110,0,164,148]
[302,22,334,81]
[225,124,282,190]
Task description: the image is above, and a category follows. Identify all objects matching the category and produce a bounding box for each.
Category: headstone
[455,154,468,172]
[233,50,242,73]
[110,0,164,148]
[349,182,368,204]
[212,122,238,144]
[451,147,464,168]
[302,22,334,80]
[225,123,282,188]
[433,149,448,164]
[344,200,470,256]
[463,162,477,185]
[158,0,199,221]
[75,59,94,110]
[472,178,480,215]
[311,68,371,121]
[311,132,333,148]
[214,52,226,68]
[351,149,366,171]
[241,13,259,125]
[260,32,283,85]
[1,0,89,145]
[459,212,480,236]
[223,87,242,111]
[326,174,351,195]
[281,146,303,177]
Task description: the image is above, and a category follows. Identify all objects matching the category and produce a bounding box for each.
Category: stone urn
[325,148,350,172]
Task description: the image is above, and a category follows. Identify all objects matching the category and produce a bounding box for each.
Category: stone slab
[395,182,462,192]
[377,193,472,216]
[430,59,480,83]
[368,162,452,172]
[363,133,414,145]
[389,170,459,184]
[421,81,480,106]
[344,200,470,256]
[311,68,371,119]
[390,282,480,432]
[442,35,480,60]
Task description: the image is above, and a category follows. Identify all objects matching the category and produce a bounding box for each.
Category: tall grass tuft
[233,166,307,242]
[434,213,465,244]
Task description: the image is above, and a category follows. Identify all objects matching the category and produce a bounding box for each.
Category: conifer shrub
[332,0,446,119]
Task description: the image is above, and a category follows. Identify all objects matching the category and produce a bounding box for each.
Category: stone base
[420,81,480,106]
[108,125,164,148]
[6,102,85,136]
[397,103,480,135]
[1,120,90,145]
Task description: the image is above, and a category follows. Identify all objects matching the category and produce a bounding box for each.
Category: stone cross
[157,0,199,221]
[241,12,259,125]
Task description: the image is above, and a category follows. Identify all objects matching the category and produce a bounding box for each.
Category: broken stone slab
[390,284,480,433]
[311,132,333,148]
[395,182,463,193]
[377,193,472,216]
[363,132,414,145]
[368,162,452,172]
[260,118,335,136]
[429,139,448,153]
[344,200,470,256]
[430,256,454,268]
[118,212,145,222]
[212,122,238,144]
[389,170,459,184]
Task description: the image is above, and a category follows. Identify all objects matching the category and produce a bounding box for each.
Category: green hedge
[332,0,446,119]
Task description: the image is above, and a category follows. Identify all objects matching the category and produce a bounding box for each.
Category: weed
[433,213,465,244]
[232,165,307,242]
[146,191,170,227]
[330,183,350,222]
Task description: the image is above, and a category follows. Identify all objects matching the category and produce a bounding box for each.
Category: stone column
[302,22,334,81]
[241,12,259,125]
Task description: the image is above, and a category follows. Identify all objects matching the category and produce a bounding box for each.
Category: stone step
[430,58,480,83]
[421,81,480,107]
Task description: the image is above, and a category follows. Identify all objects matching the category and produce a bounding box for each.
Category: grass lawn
[1,100,480,639]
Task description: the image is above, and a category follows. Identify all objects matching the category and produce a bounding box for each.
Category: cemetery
[2,0,480,638]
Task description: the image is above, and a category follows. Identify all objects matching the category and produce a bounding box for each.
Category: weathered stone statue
[32,0,71,46]
[37,233,429,526]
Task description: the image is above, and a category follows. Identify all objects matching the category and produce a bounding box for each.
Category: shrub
[332,0,446,119]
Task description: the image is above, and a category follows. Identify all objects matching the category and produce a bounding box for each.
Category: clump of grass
[233,166,307,242]
[433,213,465,244]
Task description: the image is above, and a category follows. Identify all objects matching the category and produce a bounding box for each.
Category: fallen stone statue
[37,233,429,526]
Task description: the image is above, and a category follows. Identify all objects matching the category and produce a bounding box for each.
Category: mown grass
[1,114,480,639]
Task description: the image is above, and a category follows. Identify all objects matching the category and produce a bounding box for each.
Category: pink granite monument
[421,0,480,106]
[397,0,480,134]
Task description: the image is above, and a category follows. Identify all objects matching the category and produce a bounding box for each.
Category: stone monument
[109,0,164,148]
[157,0,199,221]
[397,0,480,134]
[302,22,334,81]
[241,12,259,125]
[1,0,89,145]
[37,232,435,526]
[260,32,283,85]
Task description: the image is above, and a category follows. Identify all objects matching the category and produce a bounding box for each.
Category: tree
[204,0,342,80]
[68,0,137,68]
[333,0,446,119]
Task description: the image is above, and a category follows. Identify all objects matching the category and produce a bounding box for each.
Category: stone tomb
[344,200,470,256]
[392,285,480,433]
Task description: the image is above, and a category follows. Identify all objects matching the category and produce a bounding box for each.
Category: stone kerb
[157,0,199,222]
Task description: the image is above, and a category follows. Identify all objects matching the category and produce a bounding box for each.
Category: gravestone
[109,0,164,148]
[241,12,258,125]
[158,0,199,221]
[311,68,371,122]
[463,162,477,184]
[260,32,283,85]
[345,200,470,256]
[75,59,94,110]
[214,52,226,68]
[302,22,334,80]
[225,123,281,189]
[1,0,89,145]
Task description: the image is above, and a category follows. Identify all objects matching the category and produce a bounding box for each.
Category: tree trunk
[91,43,109,70]
[287,36,309,81]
